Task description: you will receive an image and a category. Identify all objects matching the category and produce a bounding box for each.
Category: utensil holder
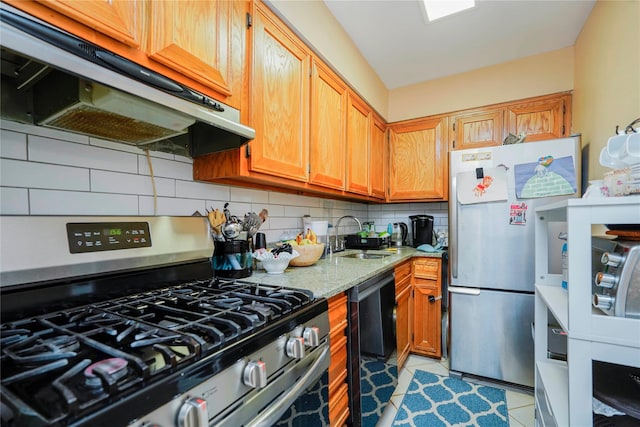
[212,240,252,278]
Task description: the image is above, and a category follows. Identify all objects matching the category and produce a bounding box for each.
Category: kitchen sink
[341,252,390,259]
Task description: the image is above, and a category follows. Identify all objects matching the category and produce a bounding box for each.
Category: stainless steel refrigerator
[448,136,581,387]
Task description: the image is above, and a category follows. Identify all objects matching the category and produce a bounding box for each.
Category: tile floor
[377,354,535,427]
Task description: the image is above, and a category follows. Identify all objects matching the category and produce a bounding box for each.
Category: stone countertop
[243,247,445,298]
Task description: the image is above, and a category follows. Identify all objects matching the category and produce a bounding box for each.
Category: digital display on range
[104,228,122,236]
[67,222,151,253]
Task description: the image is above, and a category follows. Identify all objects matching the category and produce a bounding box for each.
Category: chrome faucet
[333,215,362,252]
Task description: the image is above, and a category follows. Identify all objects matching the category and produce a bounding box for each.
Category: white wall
[388,47,575,122]
[573,0,640,181]
[0,120,447,244]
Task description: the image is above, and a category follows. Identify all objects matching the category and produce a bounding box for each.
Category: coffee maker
[409,215,434,247]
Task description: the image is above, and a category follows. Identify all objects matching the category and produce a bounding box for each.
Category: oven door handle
[246,345,330,427]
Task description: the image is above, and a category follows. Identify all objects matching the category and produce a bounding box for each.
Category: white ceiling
[323,0,596,90]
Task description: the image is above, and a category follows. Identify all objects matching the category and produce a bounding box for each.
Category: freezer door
[449,287,534,387]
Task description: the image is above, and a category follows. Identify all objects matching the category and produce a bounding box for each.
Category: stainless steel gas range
[0,216,330,427]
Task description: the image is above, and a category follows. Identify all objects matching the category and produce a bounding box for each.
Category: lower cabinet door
[412,286,441,357]
[395,283,411,370]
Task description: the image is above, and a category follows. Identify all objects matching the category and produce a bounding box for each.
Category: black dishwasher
[357,272,396,359]
[347,270,396,427]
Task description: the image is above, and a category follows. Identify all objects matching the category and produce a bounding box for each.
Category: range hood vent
[36,74,194,145]
[0,5,255,156]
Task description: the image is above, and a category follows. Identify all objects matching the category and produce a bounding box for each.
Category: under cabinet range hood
[0,4,255,156]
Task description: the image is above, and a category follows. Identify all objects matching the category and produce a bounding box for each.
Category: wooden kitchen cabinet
[309,60,347,190]
[388,116,448,201]
[29,0,141,48]
[394,260,412,370]
[411,258,442,358]
[506,93,571,141]
[146,0,236,98]
[247,1,311,182]
[448,92,572,150]
[450,108,505,150]
[370,114,387,200]
[193,2,386,203]
[328,293,350,426]
[346,92,372,196]
[6,0,249,110]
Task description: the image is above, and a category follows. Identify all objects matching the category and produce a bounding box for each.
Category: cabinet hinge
[245,143,251,158]
[562,103,566,114]
[562,125,566,136]
[246,12,252,29]
[452,140,456,149]
[452,123,456,131]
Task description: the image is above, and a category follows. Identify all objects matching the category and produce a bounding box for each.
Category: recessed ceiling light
[422,0,475,22]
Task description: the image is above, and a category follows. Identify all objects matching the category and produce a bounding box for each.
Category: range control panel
[67,222,152,253]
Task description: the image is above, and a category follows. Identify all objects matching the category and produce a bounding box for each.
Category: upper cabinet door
[346,93,371,196]
[309,61,347,190]
[34,0,140,47]
[147,0,232,97]
[451,109,504,150]
[506,95,570,142]
[250,3,311,182]
[370,115,387,200]
[388,117,448,201]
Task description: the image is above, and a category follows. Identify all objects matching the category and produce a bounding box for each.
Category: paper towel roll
[311,220,328,236]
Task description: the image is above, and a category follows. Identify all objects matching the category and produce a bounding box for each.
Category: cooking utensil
[222,222,242,240]
[243,212,261,237]
[259,208,268,226]
[221,202,244,240]
[207,208,226,237]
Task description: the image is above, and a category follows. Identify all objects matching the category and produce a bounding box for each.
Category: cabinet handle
[428,295,442,303]
[392,304,397,337]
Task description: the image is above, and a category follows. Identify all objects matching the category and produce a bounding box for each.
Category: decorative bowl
[252,249,299,274]
[289,243,325,267]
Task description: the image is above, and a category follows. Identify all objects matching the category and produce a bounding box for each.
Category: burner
[4,333,79,366]
[84,358,129,389]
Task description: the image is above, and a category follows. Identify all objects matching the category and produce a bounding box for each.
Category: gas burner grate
[0,275,320,426]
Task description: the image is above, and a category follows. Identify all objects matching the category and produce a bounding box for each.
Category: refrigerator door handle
[450,169,458,279]
[448,286,481,296]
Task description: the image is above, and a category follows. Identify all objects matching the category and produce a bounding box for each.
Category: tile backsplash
[0,120,447,244]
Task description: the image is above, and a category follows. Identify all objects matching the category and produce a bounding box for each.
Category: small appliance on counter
[392,222,408,246]
[591,236,640,319]
[409,215,434,247]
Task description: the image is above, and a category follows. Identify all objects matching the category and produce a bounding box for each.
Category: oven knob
[176,397,208,427]
[243,360,267,388]
[593,293,615,311]
[286,336,305,359]
[594,272,617,289]
[601,252,624,267]
[303,326,320,347]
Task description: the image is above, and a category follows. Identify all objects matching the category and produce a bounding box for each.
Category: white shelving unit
[534,196,640,427]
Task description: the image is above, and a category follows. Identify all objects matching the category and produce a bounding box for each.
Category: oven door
[273,371,330,427]
[214,343,330,427]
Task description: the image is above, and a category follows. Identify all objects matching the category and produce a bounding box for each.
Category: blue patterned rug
[392,370,509,427]
[361,359,398,427]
